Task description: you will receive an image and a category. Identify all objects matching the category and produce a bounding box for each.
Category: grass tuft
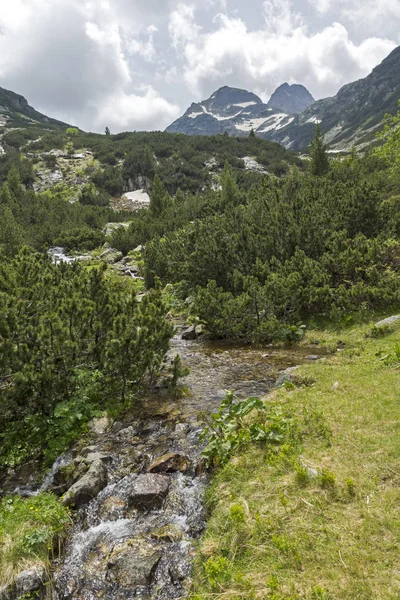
[0,493,70,591]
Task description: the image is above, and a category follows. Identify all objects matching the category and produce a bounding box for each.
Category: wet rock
[374,315,400,328]
[48,459,89,496]
[174,422,190,435]
[62,459,107,507]
[127,473,170,510]
[89,414,113,435]
[107,539,161,588]
[100,496,127,521]
[115,425,138,441]
[182,325,203,340]
[83,451,113,465]
[150,524,184,542]
[149,452,191,474]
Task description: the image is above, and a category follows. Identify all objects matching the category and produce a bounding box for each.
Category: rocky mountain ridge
[166,83,313,139]
[167,45,400,151]
[0,85,68,130]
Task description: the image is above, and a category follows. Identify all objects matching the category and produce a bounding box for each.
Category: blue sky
[0,0,398,132]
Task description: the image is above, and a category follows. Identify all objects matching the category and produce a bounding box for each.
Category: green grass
[191,318,400,599]
[0,493,70,591]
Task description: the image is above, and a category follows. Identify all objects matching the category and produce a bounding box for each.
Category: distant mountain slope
[167,46,400,151]
[268,45,400,151]
[166,84,313,138]
[0,85,69,129]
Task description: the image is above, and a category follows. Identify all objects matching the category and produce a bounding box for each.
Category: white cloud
[170,4,397,101]
[168,4,202,48]
[94,86,180,131]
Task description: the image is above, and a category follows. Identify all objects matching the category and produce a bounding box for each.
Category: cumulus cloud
[170,1,396,101]
[0,0,179,131]
[0,0,397,132]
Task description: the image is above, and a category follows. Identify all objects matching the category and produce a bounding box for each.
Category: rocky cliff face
[167,45,400,151]
[267,83,315,114]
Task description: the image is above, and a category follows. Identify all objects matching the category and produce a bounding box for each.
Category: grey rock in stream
[62,459,107,507]
[107,538,162,589]
[127,473,170,510]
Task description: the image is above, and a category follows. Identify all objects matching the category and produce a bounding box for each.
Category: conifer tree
[150,174,168,216]
[309,124,329,176]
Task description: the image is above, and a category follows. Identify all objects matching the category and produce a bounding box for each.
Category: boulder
[48,459,88,496]
[127,473,170,510]
[107,539,161,588]
[99,247,123,264]
[374,315,400,328]
[62,459,107,507]
[148,452,191,474]
[0,566,47,600]
[182,325,203,340]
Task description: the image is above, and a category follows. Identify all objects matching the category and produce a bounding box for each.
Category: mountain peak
[207,86,262,107]
[267,83,315,114]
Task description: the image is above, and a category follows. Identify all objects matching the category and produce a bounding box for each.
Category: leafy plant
[200,392,288,467]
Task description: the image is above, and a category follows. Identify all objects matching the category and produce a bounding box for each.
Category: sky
[0,0,398,133]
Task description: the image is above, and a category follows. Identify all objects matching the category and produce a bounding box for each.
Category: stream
[40,328,319,599]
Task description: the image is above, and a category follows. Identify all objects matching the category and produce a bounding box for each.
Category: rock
[299,456,318,479]
[100,496,127,521]
[182,325,203,340]
[115,425,138,441]
[374,315,400,328]
[127,473,170,510]
[306,355,320,361]
[99,247,123,264]
[89,414,113,435]
[16,566,46,595]
[275,365,300,388]
[174,422,190,435]
[62,459,107,507]
[1,565,47,600]
[332,381,340,390]
[48,459,88,495]
[83,451,113,465]
[107,539,161,588]
[133,244,143,253]
[150,524,184,542]
[149,452,191,474]
[103,222,130,237]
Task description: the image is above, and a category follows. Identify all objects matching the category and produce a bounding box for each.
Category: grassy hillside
[191,317,400,599]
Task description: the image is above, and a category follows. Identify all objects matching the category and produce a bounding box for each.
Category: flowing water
[43,328,320,599]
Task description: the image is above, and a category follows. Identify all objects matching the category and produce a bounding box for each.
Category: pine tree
[309,124,329,176]
[220,161,241,207]
[150,174,168,216]
[105,126,111,136]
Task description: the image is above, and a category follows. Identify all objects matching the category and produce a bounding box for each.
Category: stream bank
[1,326,323,600]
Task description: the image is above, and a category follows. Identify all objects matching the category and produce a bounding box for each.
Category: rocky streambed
[5,330,322,599]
